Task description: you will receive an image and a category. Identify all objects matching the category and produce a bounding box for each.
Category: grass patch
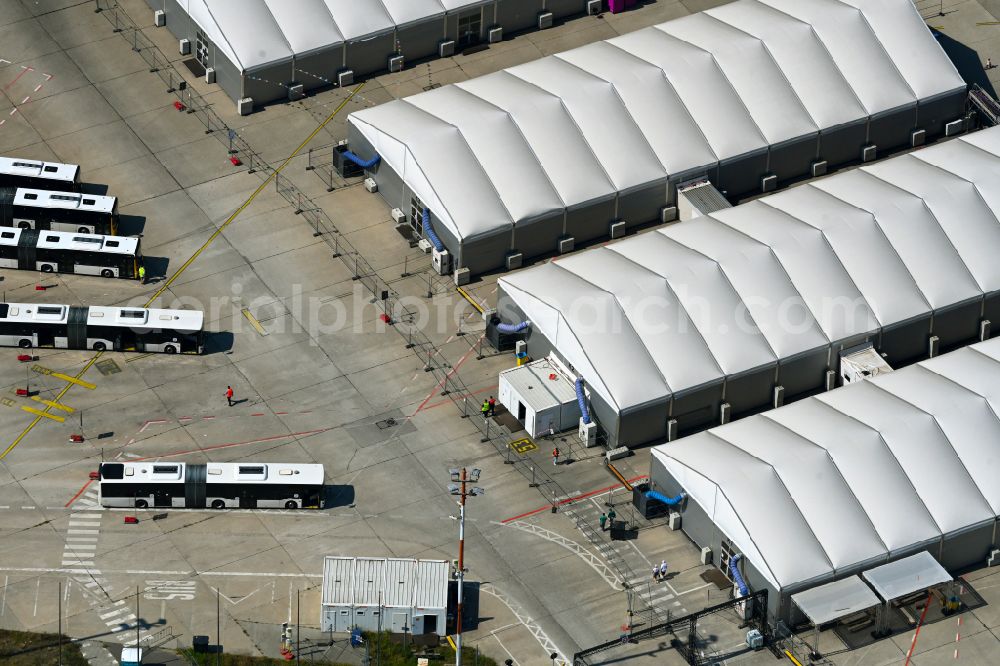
[0,628,88,666]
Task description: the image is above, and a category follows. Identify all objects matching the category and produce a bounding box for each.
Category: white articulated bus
[98,462,326,510]
[0,303,204,354]
[0,228,140,278]
[0,187,118,234]
[0,157,80,191]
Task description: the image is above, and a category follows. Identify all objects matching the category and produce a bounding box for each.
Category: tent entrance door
[517,401,526,422]
[458,10,482,48]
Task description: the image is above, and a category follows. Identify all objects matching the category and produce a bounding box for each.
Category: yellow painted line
[125,353,154,363]
[446,635,457,651]
[20,406,65,423]
[456,286,485,314]
[30,396,75,413]
[1,84,366,461]
[977,21,1000,25]
[784,650,804,666]
[49,373,96,390]
[145,82,366,308]
[241,308,269,336]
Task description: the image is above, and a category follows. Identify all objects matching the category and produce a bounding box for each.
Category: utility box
[505,252,522,271]
[485,315,527,352]
[363,177,378,193]
[579,419,597,447]
[337,69,354,87]
[488,26,503,43]
[391,208,407,225]
[839,342,893,385]
[945,118,965,136]
[538,11,554,29]
[498,357,581,438]
[154,9,165,26]
[862,144,877,162]
[760,174,777,193]
[205,67,216,84]
[587,0,602,14]
[911,128,926,147]
[558,236,574,254]
[668,512,682,531]
[237,97,253,116]
[661,205,678,223]
[811,160,827,177]
[388,55,404,73]
[334,144,364,178]
[439,40,455,58]
[454,267,470,286]
[288,82,305,101]
[700,547,713,565]
[179,38,191,55]
[432,248,452,275]
[609,220,626,238]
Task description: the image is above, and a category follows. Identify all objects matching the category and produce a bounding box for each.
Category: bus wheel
[93,341,106,351]
[101,269,114,278]
[78,227,90,234]
[164,344,177,354]
[135,499,148,509]
[41,264,54,273]
[211,500,225,510]
[18,339,31,349]
[285,500,298,509]
[17,222,30,229]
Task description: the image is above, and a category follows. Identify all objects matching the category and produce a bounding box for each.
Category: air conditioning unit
[454,267,470,286]
[609,220,625,238]
[668,512,682,531]
[760,174,777,193]
[861,144,877,163]
[605,446,630,461]
[432,247,452,275]
[811,160,827,177]
[700,547,713,565]
[488,26,503,43]
[586,0,602,15]
[579,419,597,447]
[945,118,965,136]
[439,40,456,58]
[538,11,554,29]
[746,629,764,650]
[558,236,574,254]
[337,70,354,87]
[363,177,378,193]
[205,67,216,84]
[179,38,191,55]
[505,252,522,270]
[154,9,166,26]
[417,238,433,254]
[237,97,253,116]
[660,206,678,223]
[388,55,404,73]
[911,128,926,147]
[288,83,305,101]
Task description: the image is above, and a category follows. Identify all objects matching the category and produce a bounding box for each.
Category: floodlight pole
[456,468,467,666]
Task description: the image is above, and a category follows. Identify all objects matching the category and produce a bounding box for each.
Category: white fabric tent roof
[652,337,1000,593]
[499,128,1000,416]
[791,577,880,626]
[349,0,965,243]
[862,552,952,601]
[178,0,489,71]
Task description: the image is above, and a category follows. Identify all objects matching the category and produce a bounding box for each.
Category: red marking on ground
[411,335,485,416]
[251,412,265,416]
[4,66,33,92]
[274,411,288,415]
[128,428,331,462]
[500,475,648,524]
[65,478,95,508]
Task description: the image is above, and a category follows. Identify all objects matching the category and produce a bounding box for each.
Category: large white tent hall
[145,0,604,110]
[648,337,1000,623]
[498,126,1000,447]
[348,0,967,275]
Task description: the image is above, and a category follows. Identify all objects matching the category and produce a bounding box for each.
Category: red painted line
[129,428,330,462]
[421,385,494,412]
[251,412,265,416]
[501,475,648,524]
[64,478,94,508]
[4,67,31,91]
[411,335,484,416]
[274,412,288,415]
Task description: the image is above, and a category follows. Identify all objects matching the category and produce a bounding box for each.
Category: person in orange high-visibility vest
[226,385,234,407]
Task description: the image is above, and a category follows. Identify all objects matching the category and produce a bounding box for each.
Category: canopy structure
[863,552,952,602]
[791,577,880,626]
[650,337,1000,603]
[349,0,966,273]
[498,126,1000,446]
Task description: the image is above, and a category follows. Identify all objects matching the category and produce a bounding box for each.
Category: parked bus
[98,462,326,510]
[0,156,80,191]
[0,303,204,354]
[0,228,140,278]
[0,187,118,234]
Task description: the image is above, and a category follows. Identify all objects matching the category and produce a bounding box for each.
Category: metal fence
[914,0,945,18]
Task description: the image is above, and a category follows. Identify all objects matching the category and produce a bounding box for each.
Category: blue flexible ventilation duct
[576,378,591,424]
[342,150,380,169]
[422,208,444,252]
[645,490,685,506]
[496,321,530,334]
[729,554,749,597]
